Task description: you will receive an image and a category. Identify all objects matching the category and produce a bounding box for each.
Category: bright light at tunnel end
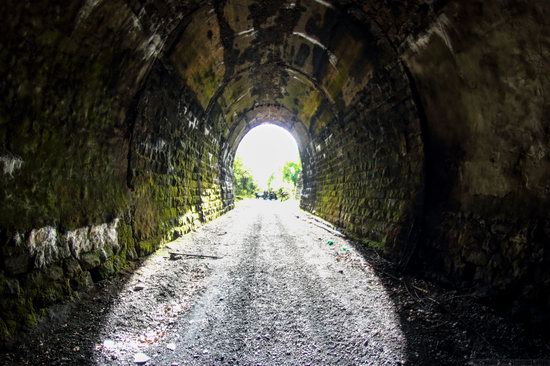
[235,123,300,190]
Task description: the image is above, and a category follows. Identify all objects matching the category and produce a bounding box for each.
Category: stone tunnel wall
[0,55,230,339]
[0,0,148,339]
[0,0,549,341]
[403,1,550,326]
[0,0,226,338]
[301,60,424,262]
[128,61,228,255]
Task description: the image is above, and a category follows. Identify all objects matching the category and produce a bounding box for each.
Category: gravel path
[2,200,549,365]
[96,200,406,365]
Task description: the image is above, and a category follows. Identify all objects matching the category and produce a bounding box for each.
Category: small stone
[133,285,145,291]
[166,343,176,351]
[134,352,150,364]
[103,339,115,349]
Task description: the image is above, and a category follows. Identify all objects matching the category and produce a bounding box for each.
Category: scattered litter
[73,346,80,352]
[134,352,150,364]
[169,253,183,260]
[327,239,335,246]
[133,285,145,291]
[340,246,351,254]
[166,343,176,351]
[169,251,222,260]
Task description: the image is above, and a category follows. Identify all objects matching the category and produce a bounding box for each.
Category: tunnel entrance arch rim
[222,103,311,165]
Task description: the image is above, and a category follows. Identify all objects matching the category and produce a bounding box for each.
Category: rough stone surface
[128,61,228,256]
[301,59,424,261]
[403,0,550,327]
[0,0,549,343]
[1,201,549,365]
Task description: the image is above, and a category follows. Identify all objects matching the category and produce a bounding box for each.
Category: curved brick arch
[224,104,311,159]
[1,0,549,340]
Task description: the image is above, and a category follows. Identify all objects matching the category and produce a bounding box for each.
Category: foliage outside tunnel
[232,157,302,201]
[232,157,258,200]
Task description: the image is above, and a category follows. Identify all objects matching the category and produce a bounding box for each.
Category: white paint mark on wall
[76,0,103,27]
[293,32,327,51]
[293,32,338,68]
[189,116,199,129]
[142,34,163,60]
[236,28,257,38]
[1,155,23,176]
[328,53,339,68]
[312,0,334,8]
[232,89,251,107]
[408,14,454,54]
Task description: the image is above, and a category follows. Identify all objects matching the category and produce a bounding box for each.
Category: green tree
[282,161,302,187]
[233,157,258,199]
[267,172,275,191]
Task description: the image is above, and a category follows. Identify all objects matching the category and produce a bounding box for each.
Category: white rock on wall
[0,155,23,176]
[28,226,70,269]
[64,227,92,259]
[90,218,120,253]
[407,14,454,54]
[24,219,120,269]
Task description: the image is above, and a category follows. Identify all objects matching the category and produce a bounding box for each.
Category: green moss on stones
[80,252,101,271]
[136,237,161,256]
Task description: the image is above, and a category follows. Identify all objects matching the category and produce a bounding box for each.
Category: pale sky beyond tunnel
[235,124,300,190]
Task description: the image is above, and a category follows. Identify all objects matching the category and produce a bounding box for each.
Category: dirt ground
[1,200,549,365]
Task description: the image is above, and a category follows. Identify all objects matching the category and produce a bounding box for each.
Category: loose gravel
[1,200,549,365]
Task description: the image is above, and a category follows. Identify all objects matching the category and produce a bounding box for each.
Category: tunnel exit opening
[232,123,302,203]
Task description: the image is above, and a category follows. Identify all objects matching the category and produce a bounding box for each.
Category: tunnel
[0,0,549,362]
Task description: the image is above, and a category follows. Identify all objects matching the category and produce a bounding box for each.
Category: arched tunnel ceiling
[4,0,549,344]
[166,0,399,144]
